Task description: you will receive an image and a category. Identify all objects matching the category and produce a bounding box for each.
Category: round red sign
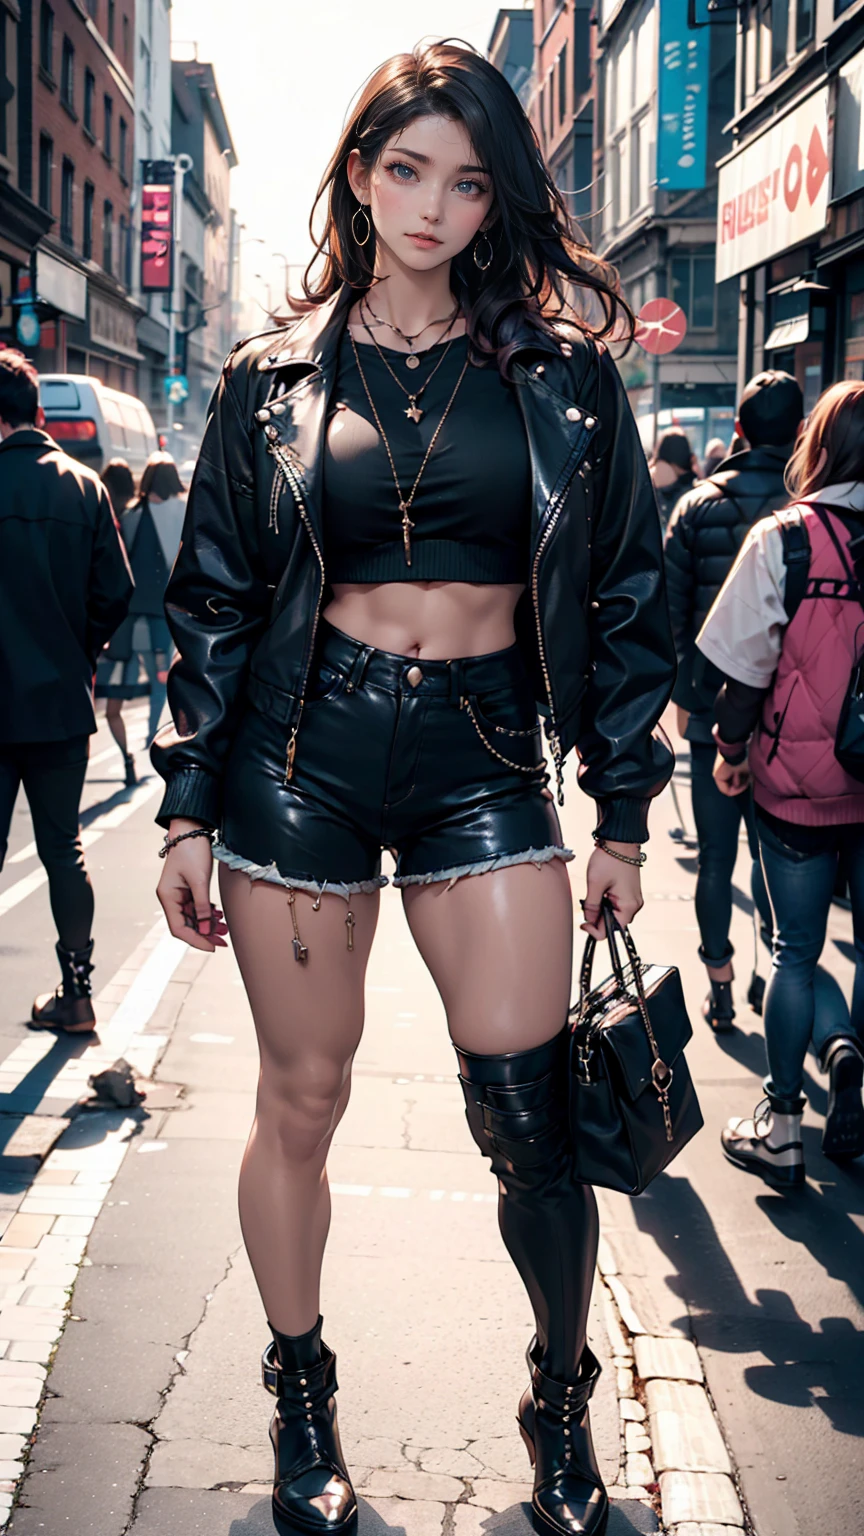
[635,298,688,355]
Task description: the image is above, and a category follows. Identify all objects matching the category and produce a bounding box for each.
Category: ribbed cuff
[594,796,651,844]
[712,725,747,765]
[155,767,222,831]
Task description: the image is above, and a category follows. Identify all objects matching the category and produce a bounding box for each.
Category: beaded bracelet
[593,839,646,868]
[158,827,215,859]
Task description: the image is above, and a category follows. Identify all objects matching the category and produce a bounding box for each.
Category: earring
[473,231,493,272]
[352,204,371,247]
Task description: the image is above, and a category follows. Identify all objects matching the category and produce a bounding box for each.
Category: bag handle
[575,900,674,1140]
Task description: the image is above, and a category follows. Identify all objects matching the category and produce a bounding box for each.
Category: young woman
[152,44,675,1536]
[98,454,185,783]
[698,381,864,1188]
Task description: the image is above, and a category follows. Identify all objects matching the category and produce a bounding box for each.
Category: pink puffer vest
[749,503,864,825]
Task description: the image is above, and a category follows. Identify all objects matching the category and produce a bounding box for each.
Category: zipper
[266,434,325,783]
[531,511,566,805]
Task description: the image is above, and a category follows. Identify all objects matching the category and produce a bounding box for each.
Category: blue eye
[387,161,416,181]
[457,179,486,197]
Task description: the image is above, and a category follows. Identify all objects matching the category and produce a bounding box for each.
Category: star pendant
[405,401,423,423]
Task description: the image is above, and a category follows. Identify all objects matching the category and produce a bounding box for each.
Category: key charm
[345,910,356,952]
[287,890,308,964]
[399,502,415,566]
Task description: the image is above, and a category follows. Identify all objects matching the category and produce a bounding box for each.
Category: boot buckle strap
[262,1341,282,1397]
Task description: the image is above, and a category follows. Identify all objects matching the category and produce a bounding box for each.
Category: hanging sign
[657,0,710,190]
[141,183,174,293]
[716,87,829,282]
[635,298,688,354]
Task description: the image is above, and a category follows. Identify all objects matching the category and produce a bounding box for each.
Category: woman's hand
[156,818,228,953]
[713,753,751,797]
[581,841,644,939]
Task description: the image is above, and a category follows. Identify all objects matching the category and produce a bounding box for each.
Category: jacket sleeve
[575,347,676,843]
[85,482,134,662]
[150,364,269,830]
[663,495,700,712]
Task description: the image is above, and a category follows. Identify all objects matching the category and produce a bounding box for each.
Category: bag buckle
[651,1058,673,1093]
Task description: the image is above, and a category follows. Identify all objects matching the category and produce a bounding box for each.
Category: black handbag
[568,903,703,1195]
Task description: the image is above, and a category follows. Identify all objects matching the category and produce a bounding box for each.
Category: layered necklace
[359,295,459,423]
[363,295,460,369]
[348,304,469,567]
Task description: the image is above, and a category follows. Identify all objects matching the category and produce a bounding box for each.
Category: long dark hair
[293,41,632,372]
[101,458,135,514]
[786,382,864,499]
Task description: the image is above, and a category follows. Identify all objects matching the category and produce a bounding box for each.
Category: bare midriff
[323,581,526,660]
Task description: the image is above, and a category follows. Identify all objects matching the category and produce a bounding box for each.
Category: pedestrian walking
[101,458,135,518]
[664,371,804,1029]
[152,43,675,1536]
[0,349,132,1030]
[698,380,864,1185]
[701,436,729,478]
[97,453,185,783]
[649,427,697,529]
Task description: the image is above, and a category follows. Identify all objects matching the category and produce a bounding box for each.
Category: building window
[558,44,568,123]
[631,113,652,214]
[86,0,97,16]
[83,181,94,258]
[60,36,74,111]
[108,0,115,48]
[39,2,54,77]
[139,38,152,109]
[122,13,129,64]
[795,0,814,44]
[103,199,113,273]
[0,10,8,158]
[84,69,95,135]
[574,9,591,100]
[38,133,53,212]
[103,94,113,160]
[771,0,789,74]
[61,158,74,245]
[119,213,132,287]
[670,253,716,330]
[835,0,855,14]
[118,116,127,181]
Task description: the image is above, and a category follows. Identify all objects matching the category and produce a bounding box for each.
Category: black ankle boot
[123,752,137,788]
[517,1340,608,1536]
[703,978,735,1033]
[821,1038,864,1162]
[31,941,96,1032]
[262,1321,356,1536]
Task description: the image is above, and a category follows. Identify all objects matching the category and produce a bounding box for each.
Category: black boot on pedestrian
[31,940,96,1032]
[820,1038,864,1162]
[123,752,137,788]
[262,1317,357,1536]
[703,978,735,1033]
[747,971,766,1017]
[517,1340,608,1536]
[456,1031,605,1536]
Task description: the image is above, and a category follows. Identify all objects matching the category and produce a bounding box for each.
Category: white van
[39,375,160,478]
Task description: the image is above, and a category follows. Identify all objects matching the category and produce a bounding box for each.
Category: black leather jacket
[152,286,675,841]
[663,444,791,741]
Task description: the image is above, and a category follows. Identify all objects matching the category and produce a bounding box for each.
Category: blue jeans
[758,816,864,1101]
[689,741,772,966]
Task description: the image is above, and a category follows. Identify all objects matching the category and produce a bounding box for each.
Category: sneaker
[721,1097,804,1187]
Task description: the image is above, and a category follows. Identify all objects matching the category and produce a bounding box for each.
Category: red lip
[407,232,442,245]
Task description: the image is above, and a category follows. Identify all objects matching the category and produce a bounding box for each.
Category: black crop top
[322,330,532,584]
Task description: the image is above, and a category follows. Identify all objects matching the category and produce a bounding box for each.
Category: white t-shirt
[696,482,864,689]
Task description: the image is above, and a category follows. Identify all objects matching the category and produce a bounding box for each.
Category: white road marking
[329,1183,495,1204]
[190,1033,235,1045]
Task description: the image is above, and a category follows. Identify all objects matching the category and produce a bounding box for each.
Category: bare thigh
[219,866,379,1129]
[402,859,573,1053]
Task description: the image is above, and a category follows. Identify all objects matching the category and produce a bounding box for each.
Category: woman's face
[347,113,494,273]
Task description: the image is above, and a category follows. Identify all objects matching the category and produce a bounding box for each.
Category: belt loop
[345,644,372,694]
[449,658,464,709]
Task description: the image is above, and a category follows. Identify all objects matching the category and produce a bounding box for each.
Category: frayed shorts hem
[394,844,574,890]
[213,843,387,902]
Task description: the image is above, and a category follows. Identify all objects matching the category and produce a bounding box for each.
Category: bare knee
[257,1058,350,1164]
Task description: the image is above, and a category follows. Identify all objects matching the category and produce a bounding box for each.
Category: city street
[0,709,860,1536]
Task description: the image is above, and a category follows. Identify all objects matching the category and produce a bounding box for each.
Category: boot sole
[272,1499,357,1536]
[823,1054,864,1162]
[722,1143,805,1188]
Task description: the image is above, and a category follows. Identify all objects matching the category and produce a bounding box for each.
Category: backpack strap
[775,506,811,623]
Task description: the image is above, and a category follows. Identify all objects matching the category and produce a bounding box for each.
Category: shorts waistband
[317,619,529,701]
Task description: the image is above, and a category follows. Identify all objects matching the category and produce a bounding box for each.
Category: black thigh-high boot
[262,1316,357,1536]
[456,1029,607,1536]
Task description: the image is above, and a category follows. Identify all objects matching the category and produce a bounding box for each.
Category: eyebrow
[388,147,488,175]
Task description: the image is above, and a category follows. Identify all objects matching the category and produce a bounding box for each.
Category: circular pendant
[405,354,420,370]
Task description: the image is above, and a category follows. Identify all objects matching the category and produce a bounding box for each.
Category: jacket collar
[712,443,790,479]
[0,427,56,453]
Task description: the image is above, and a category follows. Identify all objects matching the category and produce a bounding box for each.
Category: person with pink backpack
[696,381,864,1186]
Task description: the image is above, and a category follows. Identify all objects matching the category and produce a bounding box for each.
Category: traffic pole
[167,153,192,437]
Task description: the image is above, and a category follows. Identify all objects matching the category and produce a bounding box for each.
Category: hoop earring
[352,204,371,247]
[473,232,493,272]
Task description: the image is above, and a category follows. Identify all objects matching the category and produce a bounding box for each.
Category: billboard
[141,183,174,293]
[657,0,710,191]
[716,88,830,282]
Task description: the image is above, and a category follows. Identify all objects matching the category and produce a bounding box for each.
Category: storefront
[816,45,864,385]
[0,184,52,353]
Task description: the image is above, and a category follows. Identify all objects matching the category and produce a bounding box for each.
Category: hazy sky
[170,0,518,319]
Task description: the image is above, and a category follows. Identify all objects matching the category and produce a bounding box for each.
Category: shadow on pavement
[223,1494,659,1535]
[631,1172,864,1439]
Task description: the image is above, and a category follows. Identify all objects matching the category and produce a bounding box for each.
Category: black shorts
[215,620,572,900]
